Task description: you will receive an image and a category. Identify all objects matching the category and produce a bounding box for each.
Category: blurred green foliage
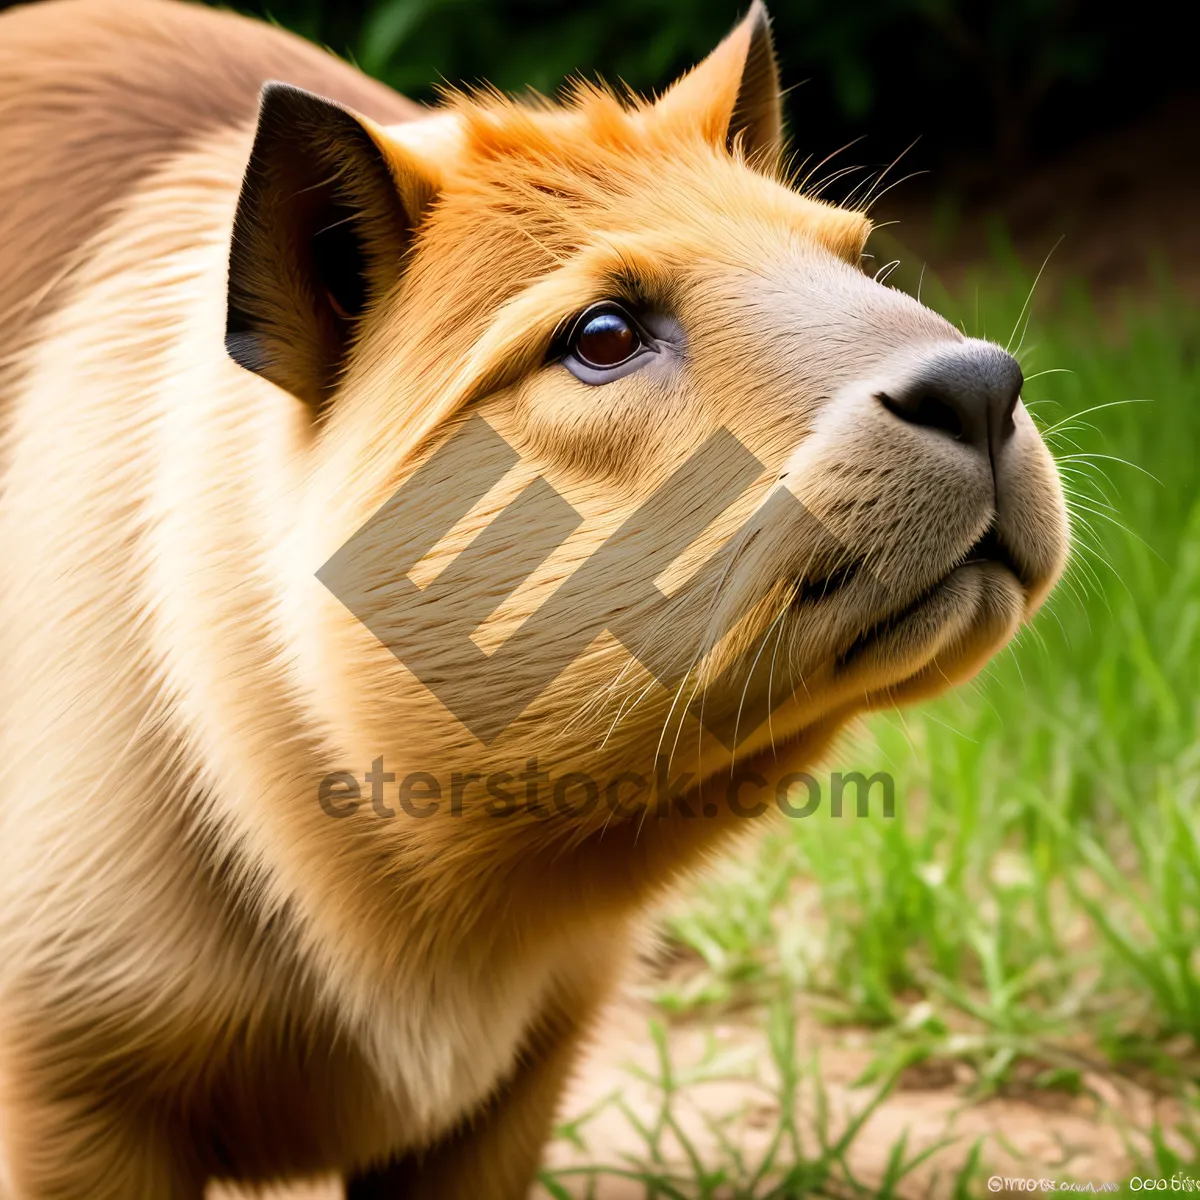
[222,0,1183,174]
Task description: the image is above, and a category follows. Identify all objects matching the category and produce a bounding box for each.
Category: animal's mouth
[788,522,1028,672]
[957,524,1026,582]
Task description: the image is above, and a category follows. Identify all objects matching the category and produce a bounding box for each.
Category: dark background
[7,0,1195,294]
[217,0,1199,298]
[205,0,1179,181]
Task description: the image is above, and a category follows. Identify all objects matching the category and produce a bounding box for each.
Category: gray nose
[877,343,1023,456]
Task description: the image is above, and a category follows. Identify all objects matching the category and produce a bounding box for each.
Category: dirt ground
[542,1008,1161,1195]
[538,995,1180,1197]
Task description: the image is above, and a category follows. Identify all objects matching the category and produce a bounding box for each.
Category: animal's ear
[654,1,783,168]
[226,83,438,408]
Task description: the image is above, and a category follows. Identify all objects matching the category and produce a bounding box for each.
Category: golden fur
[0,0,1069,1195]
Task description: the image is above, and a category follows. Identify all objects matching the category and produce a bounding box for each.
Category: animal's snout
[877,341,1023,459]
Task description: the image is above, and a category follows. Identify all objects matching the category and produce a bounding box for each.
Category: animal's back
[0,5,436,1185]
[0,0,419,424]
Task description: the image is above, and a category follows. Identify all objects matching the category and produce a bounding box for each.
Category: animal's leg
[1,1084,202,1200]
[346,990,596,1200]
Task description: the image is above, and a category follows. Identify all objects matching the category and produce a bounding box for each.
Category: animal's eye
[555,301,668,385]
[570,305,642,369]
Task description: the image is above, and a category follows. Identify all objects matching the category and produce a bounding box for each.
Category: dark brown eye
[572,306,640,368]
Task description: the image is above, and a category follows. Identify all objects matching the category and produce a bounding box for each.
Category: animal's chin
[796,522,1033,694]
[684,547,1027,768]
[834,560,1024,685]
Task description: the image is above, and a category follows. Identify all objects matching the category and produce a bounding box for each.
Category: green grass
[542,265,1200,1196]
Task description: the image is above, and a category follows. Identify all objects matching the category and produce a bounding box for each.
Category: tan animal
[0,0,1068,1195]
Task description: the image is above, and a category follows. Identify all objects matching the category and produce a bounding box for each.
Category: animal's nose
[877,342,1023,457]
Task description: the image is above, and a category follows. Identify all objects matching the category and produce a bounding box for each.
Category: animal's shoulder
[0,0,420,418]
